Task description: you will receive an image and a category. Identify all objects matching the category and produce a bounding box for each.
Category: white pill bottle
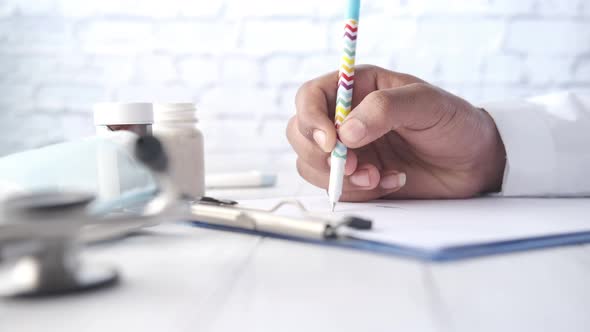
[152,103,205,199]
[94,102,154,136]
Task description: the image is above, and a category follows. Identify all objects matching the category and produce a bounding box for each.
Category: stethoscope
[0,136,372,299]
[0,136,192,298]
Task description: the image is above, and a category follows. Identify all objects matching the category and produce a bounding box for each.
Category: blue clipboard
[190,221,590,262]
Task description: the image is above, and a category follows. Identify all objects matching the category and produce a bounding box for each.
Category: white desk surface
[2,160,590,332]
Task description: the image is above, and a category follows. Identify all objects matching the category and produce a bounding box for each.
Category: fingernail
[340,118,367,143]
[380,173,406,190]
[350,169,370,187]
[312,130,326,149]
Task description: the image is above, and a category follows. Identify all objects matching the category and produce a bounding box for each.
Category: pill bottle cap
[93,103,154,125]
[153,103,198,123]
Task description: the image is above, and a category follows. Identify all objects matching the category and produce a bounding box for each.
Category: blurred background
[0,0,589,164]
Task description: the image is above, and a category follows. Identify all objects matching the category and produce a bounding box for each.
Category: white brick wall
[0,0,589,159]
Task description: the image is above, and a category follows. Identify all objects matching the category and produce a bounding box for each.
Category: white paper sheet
[239,196,590,251]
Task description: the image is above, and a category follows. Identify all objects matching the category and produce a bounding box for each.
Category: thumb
[338,83,446,148]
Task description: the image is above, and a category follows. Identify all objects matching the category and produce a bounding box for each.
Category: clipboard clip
[269,199,372,231]
[190,199,372,241]
[197,196,239,207]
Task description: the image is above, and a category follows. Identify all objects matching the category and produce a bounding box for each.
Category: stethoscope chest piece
[2,253,120,298]
[0,191,119,298]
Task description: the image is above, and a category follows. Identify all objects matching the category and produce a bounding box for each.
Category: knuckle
[296,158,327,189]
[396,72,427,85]
[305,151,328,170]
[285,116,297,145]
[356,64,380,73]
[409,82,435,96]
[295,80,317,103]
[412,82,465,119]
[295,158,305,178]
[296,158,317,184]
[408,82,447,113]
[297,117,313,140]
[414,82,450,107]
[366,90,392,114]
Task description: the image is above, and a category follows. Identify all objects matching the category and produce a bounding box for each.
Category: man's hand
[286,65,506,201]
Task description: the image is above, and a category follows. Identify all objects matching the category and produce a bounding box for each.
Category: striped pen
[328,0,360,211]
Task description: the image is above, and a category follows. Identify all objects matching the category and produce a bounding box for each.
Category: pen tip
[331,202,336,212]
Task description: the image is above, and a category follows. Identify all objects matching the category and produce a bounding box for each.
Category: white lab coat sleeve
[482,91,590,197]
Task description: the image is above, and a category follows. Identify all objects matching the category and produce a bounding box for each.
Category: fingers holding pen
[293,66,431,152]
[338,83,449,149]
[292,66,399,153]
[296,158,380,192]
[297,158,407,202]
[287,116,358,175]
[294,78,338,153]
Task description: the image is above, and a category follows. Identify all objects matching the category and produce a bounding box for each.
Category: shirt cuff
[482,100,556,196]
